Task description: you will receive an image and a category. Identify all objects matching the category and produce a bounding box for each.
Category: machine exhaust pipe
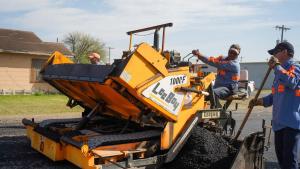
[153,29,160,51]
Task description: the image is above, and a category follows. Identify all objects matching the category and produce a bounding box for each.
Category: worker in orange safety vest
[249,41,300,169]
[192,44,241,108]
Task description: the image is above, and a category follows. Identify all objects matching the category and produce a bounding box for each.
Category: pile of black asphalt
[163,126,239,169]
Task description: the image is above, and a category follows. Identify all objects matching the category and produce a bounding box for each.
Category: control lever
[179,87,209,96]
[75,104,101,130]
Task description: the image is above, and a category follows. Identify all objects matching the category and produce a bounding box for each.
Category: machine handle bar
[179,87,209,96]
[126,23,173,35]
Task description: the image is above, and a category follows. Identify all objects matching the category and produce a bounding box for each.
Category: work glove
[248,98,263,108]
[192,49,204,58]
[268,56,280,68]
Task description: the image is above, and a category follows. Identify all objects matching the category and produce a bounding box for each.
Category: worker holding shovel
[249,41,300,169]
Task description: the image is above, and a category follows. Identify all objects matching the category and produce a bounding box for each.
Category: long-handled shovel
[233,66,272,140]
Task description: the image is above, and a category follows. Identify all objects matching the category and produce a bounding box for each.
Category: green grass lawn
[0,89,271,116]
[0,94,83,116]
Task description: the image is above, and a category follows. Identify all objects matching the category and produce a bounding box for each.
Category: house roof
[0,28,72,56]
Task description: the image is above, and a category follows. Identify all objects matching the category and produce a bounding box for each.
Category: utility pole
[108,47,114,64]
[275,25,290,43]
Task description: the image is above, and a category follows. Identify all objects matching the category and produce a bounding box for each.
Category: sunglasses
[229,50,238,55]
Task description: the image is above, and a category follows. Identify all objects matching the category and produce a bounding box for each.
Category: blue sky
[0,0,299,62]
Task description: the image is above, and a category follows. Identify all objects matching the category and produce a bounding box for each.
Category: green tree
[63,32,106,63]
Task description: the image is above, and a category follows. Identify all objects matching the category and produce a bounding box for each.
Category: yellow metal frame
[25,125,148,169]
[24,42,216,168]
[25,126,64,161]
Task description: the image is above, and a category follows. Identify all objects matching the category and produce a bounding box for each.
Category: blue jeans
[275,127,300,169]
[210,87,232,108]
[213,87,232,99]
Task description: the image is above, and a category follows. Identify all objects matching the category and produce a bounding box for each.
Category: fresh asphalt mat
[0,125,284,169]
[0,136,77,169]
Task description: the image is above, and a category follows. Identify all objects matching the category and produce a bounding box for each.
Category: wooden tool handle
[234,67,272,140]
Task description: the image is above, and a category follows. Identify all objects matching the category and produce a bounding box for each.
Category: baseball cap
[88,52,101,60]
[268,41,294,56]
[229,44,241,55]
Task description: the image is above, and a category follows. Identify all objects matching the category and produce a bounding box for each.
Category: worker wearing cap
[192,44,241,107]
[249,41,300,169]
[88,52,105,65]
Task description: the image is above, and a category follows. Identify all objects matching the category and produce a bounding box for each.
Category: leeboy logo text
[151,82,180,111]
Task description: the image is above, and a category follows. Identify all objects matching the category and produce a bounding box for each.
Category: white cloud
[0,0,55,12]
[0,0,292,61]
[6,0,262,40]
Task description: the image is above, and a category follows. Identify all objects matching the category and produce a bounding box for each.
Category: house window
[31,59,47,83]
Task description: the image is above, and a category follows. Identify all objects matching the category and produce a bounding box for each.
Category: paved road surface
[0,108,284,169]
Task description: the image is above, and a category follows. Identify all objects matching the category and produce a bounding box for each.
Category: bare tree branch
[63,32,106,63]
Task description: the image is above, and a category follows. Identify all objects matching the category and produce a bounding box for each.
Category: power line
[107,47,114,64]
[275,25,291,43]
